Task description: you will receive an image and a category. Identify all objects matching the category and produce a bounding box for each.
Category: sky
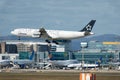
[0,0,120,36]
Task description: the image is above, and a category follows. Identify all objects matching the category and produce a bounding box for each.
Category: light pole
[81,47,84,70]
[81,42,88,70]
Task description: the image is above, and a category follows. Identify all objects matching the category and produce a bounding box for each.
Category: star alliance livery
[11,20,96,44]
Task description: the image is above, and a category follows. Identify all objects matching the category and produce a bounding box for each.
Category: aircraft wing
[39,28,52,39]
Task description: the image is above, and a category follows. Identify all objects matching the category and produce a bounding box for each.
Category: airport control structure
[0,40,120,68]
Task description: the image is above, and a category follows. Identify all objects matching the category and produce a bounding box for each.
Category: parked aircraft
[50,60,79,69]
[67,57,102,69]
[0,60,11,68]
[11,51,34,69]
[11,20,96,44]
[67,63,98,69]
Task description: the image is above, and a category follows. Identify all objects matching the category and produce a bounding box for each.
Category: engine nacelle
[32,32,41,38]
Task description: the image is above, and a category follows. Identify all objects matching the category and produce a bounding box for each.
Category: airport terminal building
[49,41,120,64]
[0,41,68,62]
[0,40,120,65]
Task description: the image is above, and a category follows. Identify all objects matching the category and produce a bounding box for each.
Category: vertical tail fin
[96,57,102,64]
[29,50,34,60]
[99,57,102,61]
[80,20,96,32]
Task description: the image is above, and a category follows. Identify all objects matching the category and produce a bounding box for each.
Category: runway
[0,69,120,80]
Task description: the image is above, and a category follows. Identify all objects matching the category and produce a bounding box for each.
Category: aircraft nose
[11,31,15,34]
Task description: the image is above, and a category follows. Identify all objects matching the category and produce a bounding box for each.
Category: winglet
[80,20,96,32]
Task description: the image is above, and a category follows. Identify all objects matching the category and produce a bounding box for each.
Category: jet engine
[32,31,41,38]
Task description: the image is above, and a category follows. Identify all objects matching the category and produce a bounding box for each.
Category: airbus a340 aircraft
[11,20,96,44]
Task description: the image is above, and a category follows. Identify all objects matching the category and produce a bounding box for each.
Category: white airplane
[50,60,79,69]
[67,57,102,69]
[67,63,98,69]
[11,20,96,44]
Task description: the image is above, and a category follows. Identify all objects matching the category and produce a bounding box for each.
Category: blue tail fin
[99,57,102,61]
[96,57,102,64]
[29,50,34,60]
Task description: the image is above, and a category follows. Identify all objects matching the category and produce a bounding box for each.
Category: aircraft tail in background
[96,57,102,65]
[29,50,34,60]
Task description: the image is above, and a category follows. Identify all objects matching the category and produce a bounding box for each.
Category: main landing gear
[45,40,59,44]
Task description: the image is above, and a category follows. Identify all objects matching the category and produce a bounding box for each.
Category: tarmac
[0,69,120,80]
